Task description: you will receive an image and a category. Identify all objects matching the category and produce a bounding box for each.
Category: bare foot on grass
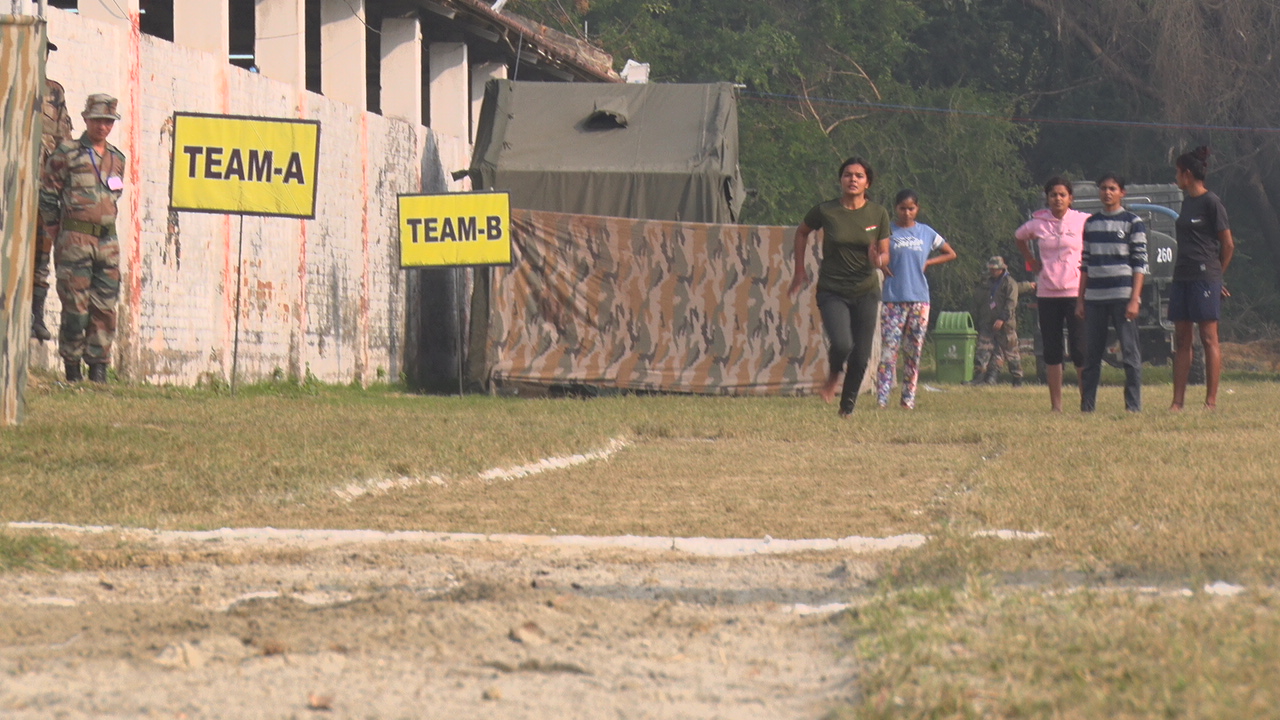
[819,375,840,403]
[1169,402,1184,412]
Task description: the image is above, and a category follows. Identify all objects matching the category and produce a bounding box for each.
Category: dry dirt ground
[0,531,882,720]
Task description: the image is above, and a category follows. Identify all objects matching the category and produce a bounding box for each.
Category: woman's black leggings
[1038,296,1084,367]
[817,289,880,413]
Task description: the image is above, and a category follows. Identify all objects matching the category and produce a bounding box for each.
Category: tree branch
[825,44,882,100]
[1018,0,1162,101]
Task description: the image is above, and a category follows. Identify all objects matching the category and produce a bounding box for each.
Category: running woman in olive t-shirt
[788,157,892,417]
[1170,146,1234,410]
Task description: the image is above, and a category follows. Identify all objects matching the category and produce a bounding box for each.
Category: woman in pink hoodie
[1015,177,1090,412]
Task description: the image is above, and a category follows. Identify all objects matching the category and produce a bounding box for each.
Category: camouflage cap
[987,255,1007,269]
[82,93,121,120]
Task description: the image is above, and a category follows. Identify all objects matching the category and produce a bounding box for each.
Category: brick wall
[37,8,471,385]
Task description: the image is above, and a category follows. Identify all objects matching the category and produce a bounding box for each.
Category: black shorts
[1038,296,1083,367]
[1168,280,1222,322]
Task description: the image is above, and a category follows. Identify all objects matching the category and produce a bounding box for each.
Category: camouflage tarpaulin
[475,209,837,395]
[0,14,44,425]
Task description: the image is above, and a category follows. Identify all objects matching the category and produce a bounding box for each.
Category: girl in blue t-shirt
[875,189,957,408]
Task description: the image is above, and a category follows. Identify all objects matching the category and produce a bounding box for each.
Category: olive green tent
[468,80,745,224]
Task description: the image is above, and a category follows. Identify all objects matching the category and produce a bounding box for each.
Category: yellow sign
[398,192,512,267]
[169,113,320,218]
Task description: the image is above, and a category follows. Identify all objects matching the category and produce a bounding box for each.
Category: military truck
[1027,183,1205,383]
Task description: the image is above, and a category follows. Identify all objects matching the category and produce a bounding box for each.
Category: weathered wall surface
[34,9,470,385]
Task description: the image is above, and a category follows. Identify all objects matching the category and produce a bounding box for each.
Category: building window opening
[139,0,173,41]
[228,0,255,71]
[305,0,321,94]
[364,0,382,114]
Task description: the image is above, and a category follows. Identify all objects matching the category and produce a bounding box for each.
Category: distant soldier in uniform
[39,93,126,383]
[31,39,74,341]
[970,255,1024,386]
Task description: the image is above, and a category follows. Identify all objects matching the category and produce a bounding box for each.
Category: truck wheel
[1189,343,1206,385]
[1143,340,1172,366]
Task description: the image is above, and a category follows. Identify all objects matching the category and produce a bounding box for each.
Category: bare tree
[1023,0,1280,298]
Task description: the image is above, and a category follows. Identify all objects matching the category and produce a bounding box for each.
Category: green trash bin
[933,311,977,384]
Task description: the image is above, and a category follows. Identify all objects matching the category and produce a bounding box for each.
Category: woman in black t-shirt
[788,157,892,417]
[1170,146,1234,410]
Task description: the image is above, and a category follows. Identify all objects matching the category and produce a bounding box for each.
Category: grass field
[3,367,1280,718]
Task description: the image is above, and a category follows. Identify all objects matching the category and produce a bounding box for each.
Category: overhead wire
[740,89,1280,135]
[339,0,381,35]
[74,0,132,22]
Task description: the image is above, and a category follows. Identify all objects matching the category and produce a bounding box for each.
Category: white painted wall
[380,16,422,125]
[255,0,305,88]
[173,0,230,58]
[38,8,473,386]
[321,0,367,108]
[428,42,468,144]
[469,61,507,143]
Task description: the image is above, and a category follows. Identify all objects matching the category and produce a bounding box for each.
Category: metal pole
[456,265,464,398]
[513,31,523,80]
[231,215,245,395]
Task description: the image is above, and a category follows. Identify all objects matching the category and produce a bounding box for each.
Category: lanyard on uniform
[87,146,108,189]
[988,275,1002,306]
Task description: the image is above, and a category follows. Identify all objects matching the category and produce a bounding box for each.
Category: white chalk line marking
[6,522,927,557]
[4,523,1246,614]
[972,529,1049,541]
[785,602,852,616]
[332,475,446,502]
[5,521,1050,559]
[330,437,631,501]
[477,437,630,482]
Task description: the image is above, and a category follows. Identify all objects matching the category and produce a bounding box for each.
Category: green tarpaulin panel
[469,80,745,224]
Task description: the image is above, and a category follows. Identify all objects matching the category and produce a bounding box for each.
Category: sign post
[398,191,513,395]
[168,113,321,393]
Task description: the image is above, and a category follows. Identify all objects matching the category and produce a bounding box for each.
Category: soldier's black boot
[64,360,83,383]
[88,363,109,384]
[30,287,52,341]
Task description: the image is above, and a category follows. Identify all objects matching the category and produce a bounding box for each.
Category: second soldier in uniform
[31,38,75,341]
[39,93,127,383]
[971,255,1024,386]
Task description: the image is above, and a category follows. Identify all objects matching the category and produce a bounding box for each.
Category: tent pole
[231,215,244,395]
[456,265,464,398]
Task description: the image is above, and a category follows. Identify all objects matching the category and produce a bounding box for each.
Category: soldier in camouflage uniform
[31,39,74,341]
[39,93,126,383]
[971,255,1024,385]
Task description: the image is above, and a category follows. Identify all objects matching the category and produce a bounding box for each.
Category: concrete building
[27,0,617,387]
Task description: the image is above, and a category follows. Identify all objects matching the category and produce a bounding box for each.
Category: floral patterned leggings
[876,302,930,408]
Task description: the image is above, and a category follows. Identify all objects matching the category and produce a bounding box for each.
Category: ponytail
[1176,146,1211,182]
